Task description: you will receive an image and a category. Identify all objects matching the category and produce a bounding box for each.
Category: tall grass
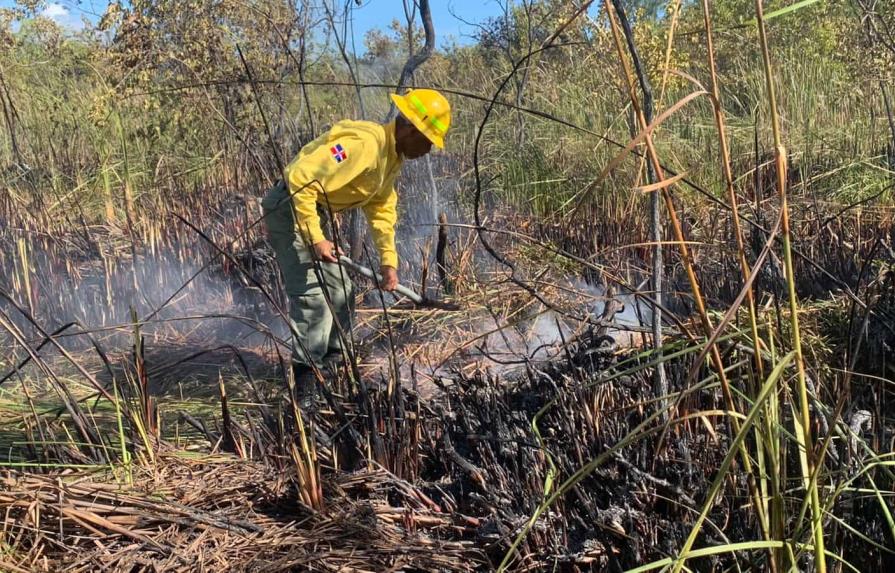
[493,1,893,571]
[753,1,826,569]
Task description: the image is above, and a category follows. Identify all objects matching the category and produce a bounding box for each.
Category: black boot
[292,363,318,413]
[321,350,345,372]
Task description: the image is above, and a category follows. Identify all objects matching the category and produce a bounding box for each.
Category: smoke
[393,153,463,281]
[0,234,283,357]
[475,310,573,365]
[454,279,653,376]
[1,153,656,386]
[0,150,463,370]
[571,278,653,346]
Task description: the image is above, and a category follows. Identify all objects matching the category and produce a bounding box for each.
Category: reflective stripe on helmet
[430,117,447,133]
[408,94,447,135]
[409,94,428,116]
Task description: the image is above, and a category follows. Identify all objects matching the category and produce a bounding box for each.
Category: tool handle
[338,255,424,304]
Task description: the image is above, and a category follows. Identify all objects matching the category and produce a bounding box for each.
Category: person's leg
[319,260,355,363]
[262,184,332,372]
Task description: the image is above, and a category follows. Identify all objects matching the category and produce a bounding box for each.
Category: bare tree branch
[608,0,667,402]
[388,0,435,119]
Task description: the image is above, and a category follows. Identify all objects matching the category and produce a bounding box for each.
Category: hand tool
[338,255,459,310]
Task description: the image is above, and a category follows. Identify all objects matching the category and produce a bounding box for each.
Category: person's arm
[285,136,373,257]
[362,185,399,289]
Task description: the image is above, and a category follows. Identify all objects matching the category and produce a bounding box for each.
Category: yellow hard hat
[390,88,451,149]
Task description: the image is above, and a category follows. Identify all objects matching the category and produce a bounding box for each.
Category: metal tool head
[416,298,462,311]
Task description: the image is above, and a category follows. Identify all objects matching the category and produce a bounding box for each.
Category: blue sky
[351,1,505,49]
[2,1,506,50]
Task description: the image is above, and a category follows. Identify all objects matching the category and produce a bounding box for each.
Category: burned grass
[0,328,708,572]
[3,308,892,571]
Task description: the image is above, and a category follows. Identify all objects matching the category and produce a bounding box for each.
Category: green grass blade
[626,541,786,573]
[742,0,822,26]
[670,351,795,573]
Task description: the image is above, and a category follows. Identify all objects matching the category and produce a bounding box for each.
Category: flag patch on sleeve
[330,143,348,163]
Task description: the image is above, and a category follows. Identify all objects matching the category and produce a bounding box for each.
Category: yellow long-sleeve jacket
[284,119,403,268]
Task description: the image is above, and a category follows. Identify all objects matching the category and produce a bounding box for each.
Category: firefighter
[262,89,451,405]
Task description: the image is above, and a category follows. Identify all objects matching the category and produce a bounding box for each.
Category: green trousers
[262,183,354,368]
